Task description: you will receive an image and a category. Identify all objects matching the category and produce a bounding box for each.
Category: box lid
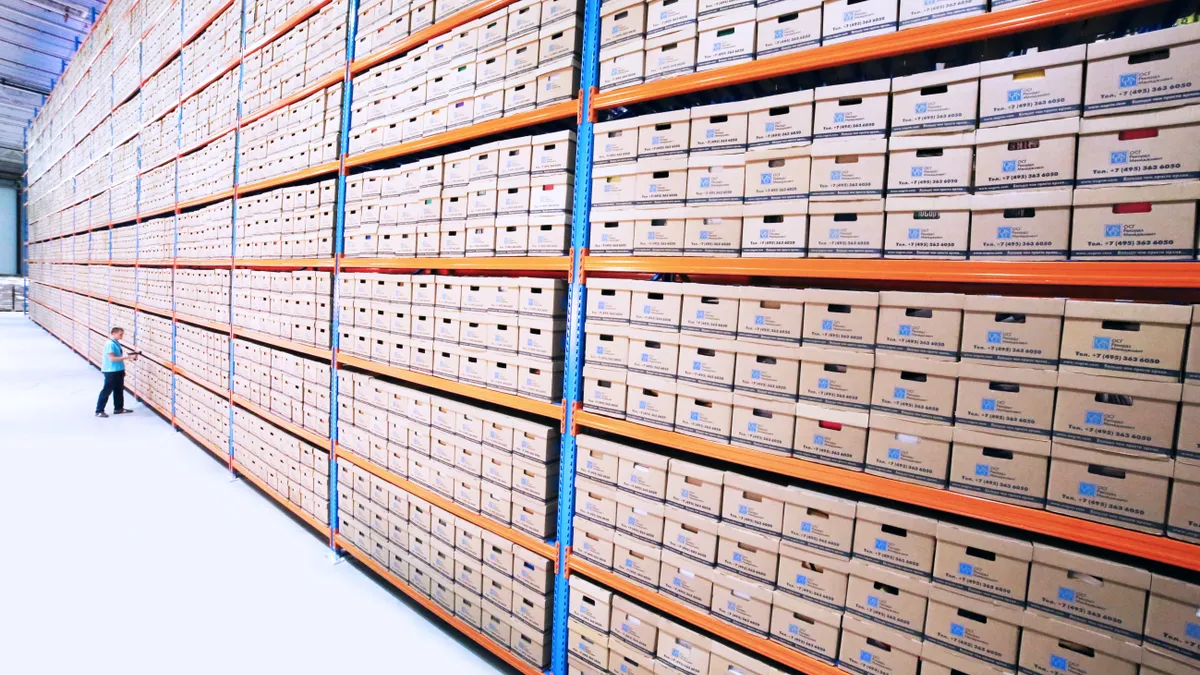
[779,539,854,572]
[888,131,976,151]
[600,0,644,15]
[745,89,816,111]
[856,502,938,536]
[814,78,891,100]
[682,282,750,299]
[921,642,1011,675]
[698,6,756,30]
[692,98,764,118]
[1064,299,1192,325]
[733,391,795,415]
[745,146,813,164]
[868,410,955,441]
[958,362,1057,387]
[1051,440,1175,477]
[1151,572,1200,605]
[807,199,884,215]
[1073,181,1200,205]
[1034,542,1150,586]
[971,188,1073,210]
[739,285,806,304]
[646,26,698,49]
[1086,21,1200,60]
[1079,103,1200,134]
[634,109,692,127]
[583,364,627,383]
[1056,370,1183,402]
[929,585,1023,624]
[792,485,859,518]
[975,116,1081,145]
[848,558,931,595]
[842,614,925,655]
[627,370,678,394]
[794,401,870,427]
[718,521,782,551]
[723,471,800,504]
[676,381,734,404]
[771,587,845,625]
[595,115,643,134]
[884,195,971,212]
[935,522,1033,561]
[797,345,875,369]
[952,426,1051,456]
[732,340,803,361]
[684,205,745,220]
[806,288,879,307]
[1020,612,1145,664]
[892,63,981,92]
[979,44,1086,77]
[687,153,747,168]
[963,294,1065,316]
[810,137,888,157]
[533,129,576,144]
[635,155,690,172]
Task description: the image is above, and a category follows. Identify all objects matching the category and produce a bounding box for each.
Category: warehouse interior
[9,0,1200,674]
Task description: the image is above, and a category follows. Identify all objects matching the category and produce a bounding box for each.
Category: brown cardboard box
[797,345,875,412]
[569,617,611,671]
[1077,105,1200,187]
[781,486,858,560]
[973,117,1079,193]
[1046,441,1171,533]
[612,593,660,655]
[609,639,655,675]
[576,434,621,485]
[1071,183,1200,260]
[1143,649,1200,675]
[707,641,780,675]
[1053,371,1182,458]
[666,458,725,519]
[576,476,619,528]
[969,189,1072,261]
[793,402,870,470]
[711,570,773,635]
[919,642,1010,675]
[955,363,1057,439]
[838,614,923,675]
[803,289,879,352]
[949,427,1051,508]
[716,522,781,586]
[1083,22,1200,116]
[865,412,953,488]
[574,515,616,568]
[732,393,796,455]
[1169,457,1200,543]
[932,522,1031,607]
[852,503,938,578]
[845,559,930,637]
[674,383,734,444]
[613,532,662,587]
[656,619,712,675]
[617,443,670,501]
[777,541,851,609]
[870,354,959,425]
[664,505,720,564]
[1019,612,1142,675]
[721,472,792,535]
[1027,543,1150,643]
[924,586,1023,671]
[876,291,965,361]
[1145,574,1200,669]
[1060,300,1191,382]
[659,547,715,610]
[616,490,666,544]
[769,589,843,665]
[961,295,1065,369]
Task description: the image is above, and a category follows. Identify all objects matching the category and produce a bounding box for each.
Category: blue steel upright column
[328,0,362,548]
[550,0,602,671]
[229,0,250,465]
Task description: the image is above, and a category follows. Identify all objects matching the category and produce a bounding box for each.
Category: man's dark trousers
[96,371,125,413]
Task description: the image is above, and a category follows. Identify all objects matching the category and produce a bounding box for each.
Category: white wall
[0,184,15,275]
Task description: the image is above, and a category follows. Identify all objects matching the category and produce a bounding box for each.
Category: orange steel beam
[350,0,520,74]
[338,256,572,272]
[231,327,334,360]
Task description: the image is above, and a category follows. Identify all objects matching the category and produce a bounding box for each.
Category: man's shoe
[114,408,134,414]
[95,412,109,418]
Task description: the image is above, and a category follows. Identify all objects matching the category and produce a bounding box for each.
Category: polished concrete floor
[0,313,508,675]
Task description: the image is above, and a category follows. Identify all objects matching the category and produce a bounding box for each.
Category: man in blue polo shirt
[96,327,138,418]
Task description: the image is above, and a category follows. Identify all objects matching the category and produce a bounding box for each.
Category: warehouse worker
[96,327,138,418]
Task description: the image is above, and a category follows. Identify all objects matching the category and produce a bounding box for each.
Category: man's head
[111,327,125,339]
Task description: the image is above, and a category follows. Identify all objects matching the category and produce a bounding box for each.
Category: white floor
[0,313,508,675]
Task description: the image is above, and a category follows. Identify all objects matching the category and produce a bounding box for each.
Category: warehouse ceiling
[0,0,103,180]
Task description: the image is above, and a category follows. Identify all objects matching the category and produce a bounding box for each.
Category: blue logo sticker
[1186,623,1200,639]
[759,229,770,238]
[1058,586,1076,602]
[860,651,872,664]
[1093,336,1112,350]
[801,521,813,533]
[834,112,846,123]
[700,177,711,188]
[911,166,924,177]
[788,623,800,635]
[733,552,744,563]
[874,538,888,551]
[754,315,765,325]
[899,324,912,336]
[747,421,758,433]
[751,369,762,380]
[1050,655,1068,670]
[760,173,773,185]
[697,309,706,319]
[1105,224,1122,237]
[638,401,646,410]
[727,601,737,611]
[915,103,928,114]
[796,574,808,586]
[888,448,901,460]
[822,319,834,331]
[641,353,649,362]
[830,170,843,181]
[1086,411,1103,425]
[975,464,990,477]
[1007,89,1023,102]
[706,129,715,139]
[959,563,974,576]
[1110,151,1128,164]
[997,226,1013,239]
[867,595,880,608]
[951,623,965,637]
[1079,482,1097,497]
[829,228,841,239]
[813,435,825,446]
[893,387,907,399]
[1002,160,1017,173]
[843,11,853,20]
[908,228,920,239]
[987,331,1002,344]
[818,378,830,389]
[1119,73,1139,88]
[739,504,749,515]
[690,411,699,421]
[982,398,997,411]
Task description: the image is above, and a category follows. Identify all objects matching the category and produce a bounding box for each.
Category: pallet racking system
[20,0,1200,674]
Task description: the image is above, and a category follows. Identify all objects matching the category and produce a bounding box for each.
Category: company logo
[829,228,841,239]
[1050,655,1068,670]
[1007,89,1023,102]
[751,369,762,380]
[738,504,749,515]
[638,400,646,410]
[760,173,773,185]
[641,353,649,362]
[911,166,924,177]
[908,228,920,240]
[874,538,888,551]
[732,552,744,563]
[690,411,699,421]
[1093,336,1112,350]
[1186,623,1200,639]
[867,595,880,607]
[796,574,808,586]
[860,651,873,664]
[1002,160,1017,173]
[987,331,1002,344]
[894,387,907,399]
[1058,587,1076,602]
[774,28,784,39]
[898,324,912,336]
[982,398,997,411]
[915,103,928,114]
[834,112,846,123]
[1086,410,1104,425]
[747,421,758,432]
[699,231,709,240]
[831,170,843,181]
[975,464,990,477]
[1110,151,1128,164]
[843,11,854,20]
[1105,224,1122,237]
[759,229,770,238]
[951,623,965,637]
[821,319,834,330]
[813,435,825,446]
[997,226,1013,239]
[1079,482,1097,497]
[801,521,813,532]
[959,563,974,576]
[765,122,776,133]
[888,448,901,460]
[706,129,715,139]
[818,378,830,389]
[1119,73,1139,88]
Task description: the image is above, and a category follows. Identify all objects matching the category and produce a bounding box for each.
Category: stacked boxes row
[349,0,582,154]
[570,437,1200,675]
[232,270,333,346]
[582,279,1200,537]
[181,2,241,95]
[233,407,332,524]
[343,132,575,258]
[133,356,174,414]
[336,456,556,668]
[356,0,533,56]
[336,372,560,541]
[233,338,333,437]
[176,268,232,323]
[338,273,568,403]
[240,0,348,117]
[592,23,1200,259]
[176,377,232,450]
[180,70,239,151]
[177,323,231,392]
[178,200,235,260]
[136,269,174,312]
[238,85,343,185]
[234,180,337,259]
[179,132,236,203]
[133,311,175,367]
[110,268,136,305]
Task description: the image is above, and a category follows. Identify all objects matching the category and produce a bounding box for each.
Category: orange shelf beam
[175,259,234,268]
[238,71,345,127]
[344,101,577,168]
[568,556,842,675]
[339,256,571,272]
[234,458,333,536]
[178,125,237,158]
[138,205,176,220]
[244,0,333,56]
[183,0,237,46]
[173,364,230,398]
[335,535,546,675]
[337,353,564,420]
[232,258,336,269]
[174,312,232,333]
[350,0,519,74]
[576,411,1200,572]
[233,394,332,449]
[232,327,333,360]
[593,0,1167,110]
[582,257,1200,289]
[335,448,559,562]
[175,419,231,463]
[135,259,175,267]
[135,303,174,320]
[237,162,340,196]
